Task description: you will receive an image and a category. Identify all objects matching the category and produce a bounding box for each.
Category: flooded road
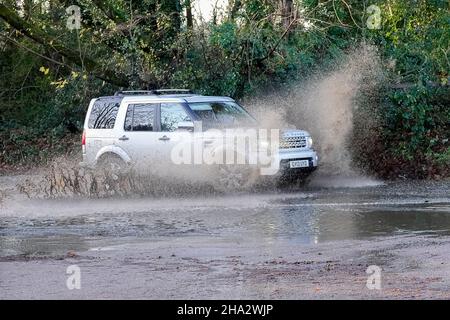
[1,177,450,299]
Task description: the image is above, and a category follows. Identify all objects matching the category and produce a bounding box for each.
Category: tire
[214,164,259,193]
[97,154,127,173]
[276,171,313,189]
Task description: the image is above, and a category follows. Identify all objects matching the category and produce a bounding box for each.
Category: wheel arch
[95,145,131,165]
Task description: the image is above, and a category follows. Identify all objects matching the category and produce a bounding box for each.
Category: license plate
[289,160,309,168]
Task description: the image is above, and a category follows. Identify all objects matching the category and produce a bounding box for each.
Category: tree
[280,0,294,29]
[186,0,193,29]
[228,0,241,20]
[0,3,129,87]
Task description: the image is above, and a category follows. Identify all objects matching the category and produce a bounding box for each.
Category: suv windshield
[189,102,256,128]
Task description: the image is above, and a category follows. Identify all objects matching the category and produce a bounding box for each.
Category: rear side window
[88,99,120,129]
[124,103,156,131]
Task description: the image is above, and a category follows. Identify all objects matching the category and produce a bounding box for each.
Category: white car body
[80,91,318,182]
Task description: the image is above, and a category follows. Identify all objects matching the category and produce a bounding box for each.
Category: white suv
[80,90,318,189]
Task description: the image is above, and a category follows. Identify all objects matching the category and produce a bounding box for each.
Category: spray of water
[6,44,386,200]
[246,44,385,187]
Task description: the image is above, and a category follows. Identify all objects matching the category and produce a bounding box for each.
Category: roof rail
[114,89,194,96]
[152,89,194,95]
[114,90,154,96]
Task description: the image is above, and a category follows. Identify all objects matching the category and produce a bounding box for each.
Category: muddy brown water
[1,179,449,256]
[1,177,450,299]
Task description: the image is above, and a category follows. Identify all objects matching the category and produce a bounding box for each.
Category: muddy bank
[1,234,450,299]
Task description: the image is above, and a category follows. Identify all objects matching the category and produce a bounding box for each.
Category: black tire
[276,171,313,189]
[214,164,259,193]
[97,154,127,173]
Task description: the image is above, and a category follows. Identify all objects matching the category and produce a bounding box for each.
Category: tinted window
[88,99,120,129]
[189,102,256,128]
[161,103,191,132]
[124,105,133,131]
[124,103,155,131]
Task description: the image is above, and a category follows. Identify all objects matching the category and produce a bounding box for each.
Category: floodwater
[1,176,450,299]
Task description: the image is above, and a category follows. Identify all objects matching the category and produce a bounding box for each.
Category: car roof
[96,94,235,104]
[183,95,235,103]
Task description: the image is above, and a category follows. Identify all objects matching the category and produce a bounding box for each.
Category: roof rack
[114,90,153,96]
[114,89,194,96]
[152,89,194,95]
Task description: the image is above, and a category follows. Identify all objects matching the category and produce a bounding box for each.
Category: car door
[157,102,196,171]
[116,102,161,170]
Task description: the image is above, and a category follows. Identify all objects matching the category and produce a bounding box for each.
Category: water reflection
[274,203,450,243]
[1,197,449,257]
[0,236,88,258]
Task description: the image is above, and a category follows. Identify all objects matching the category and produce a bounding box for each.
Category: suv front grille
[280,136,307,149]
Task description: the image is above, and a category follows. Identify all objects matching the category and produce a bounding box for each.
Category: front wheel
[214,164,259,193]
[276,170,314,189]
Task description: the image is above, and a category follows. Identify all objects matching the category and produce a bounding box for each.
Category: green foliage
[370,0,449,84]
[0,0,449,177]
[385,86,449,159]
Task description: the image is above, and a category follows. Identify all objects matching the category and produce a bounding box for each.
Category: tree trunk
[228,0,241,21]
[159,0,181,37]
[281,0,294,30]
[185,0,193,29]
[23,0,33,19]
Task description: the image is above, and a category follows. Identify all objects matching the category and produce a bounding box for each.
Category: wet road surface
[1,176,450,299]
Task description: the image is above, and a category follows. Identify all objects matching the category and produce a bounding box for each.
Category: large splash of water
[4,44,386,200]
[246,44,385,187]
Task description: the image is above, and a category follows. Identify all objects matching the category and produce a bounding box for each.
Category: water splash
[246,44,385,187]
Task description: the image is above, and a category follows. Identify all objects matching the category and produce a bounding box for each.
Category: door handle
[118,135,129,141]
[159,135,170,141]
[204,140,214,145]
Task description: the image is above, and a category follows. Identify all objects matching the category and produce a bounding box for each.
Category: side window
[88,100,120,129]
[124,103,155,131]
[160,103,191,132]
[124,105,133,131]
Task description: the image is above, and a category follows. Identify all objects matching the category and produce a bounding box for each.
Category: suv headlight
[306,136,313,148]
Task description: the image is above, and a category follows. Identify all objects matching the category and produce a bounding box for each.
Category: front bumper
[277,149,319,168]
[278,150,318,177]
[258,148,318,176]
[280,157,317,173]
